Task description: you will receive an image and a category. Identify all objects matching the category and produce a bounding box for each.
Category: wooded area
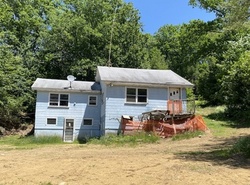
[0,0,249,129]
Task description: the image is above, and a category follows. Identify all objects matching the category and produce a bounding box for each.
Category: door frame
[63,118,75,142]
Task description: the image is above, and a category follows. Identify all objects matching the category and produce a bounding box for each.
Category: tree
[221,34,250,115]
[0,0,49,128]
[189,0,250,112]
[0,0,160,129]
[39,0,148,81]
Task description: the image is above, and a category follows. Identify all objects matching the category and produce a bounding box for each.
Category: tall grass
[88,132,160,146]
[230,136,250,158]
[0,135,63,149]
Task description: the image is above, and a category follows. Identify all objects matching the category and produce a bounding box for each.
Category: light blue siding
[104,85,168,133]
[100,81,107,136]
[182,88,187,99]
[34,91,101,139]
[34,84,188,137]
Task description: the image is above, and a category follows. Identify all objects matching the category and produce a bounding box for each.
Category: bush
[230,136,250,158]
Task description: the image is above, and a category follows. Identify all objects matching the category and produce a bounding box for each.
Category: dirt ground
[0,129,250,185]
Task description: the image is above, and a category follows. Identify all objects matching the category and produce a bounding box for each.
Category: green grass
[195,105,238,137]
[87,132,160,146]
[0,105,248,156]
[195,104,250,158]
[172,131,204,141]
[0,135,63,149]
[230,136,250,158]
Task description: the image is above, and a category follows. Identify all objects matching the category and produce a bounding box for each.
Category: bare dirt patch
[0,129,249,185]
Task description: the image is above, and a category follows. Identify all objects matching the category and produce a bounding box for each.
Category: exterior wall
[34,85,189,137]
[34,91,101,140]
[100,81,107,136]
[181,88,187,99]
[103,85,169,134]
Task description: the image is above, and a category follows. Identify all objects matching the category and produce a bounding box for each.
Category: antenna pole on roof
[107,6,117,67]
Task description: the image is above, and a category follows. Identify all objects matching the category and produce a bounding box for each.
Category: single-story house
[31,66,194,141]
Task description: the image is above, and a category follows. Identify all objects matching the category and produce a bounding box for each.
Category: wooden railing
[167,99,195,115]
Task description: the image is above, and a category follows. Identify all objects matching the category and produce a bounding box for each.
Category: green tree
[0,0,57,128]
[0,0,158,129]
[39,0,147,81]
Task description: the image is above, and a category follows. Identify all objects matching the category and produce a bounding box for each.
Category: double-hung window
[126,88,147,103]
[49,93,69,107]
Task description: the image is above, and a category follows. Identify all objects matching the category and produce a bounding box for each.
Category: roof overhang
[102,80,194,88]
[31,87,101,94]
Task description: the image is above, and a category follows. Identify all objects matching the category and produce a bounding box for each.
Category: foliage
[0,0,159,128]
[189,0,225,16]
[230,136,250,158]
[87,132,160,146]
[0,0,249,129]
[221,36,250,116]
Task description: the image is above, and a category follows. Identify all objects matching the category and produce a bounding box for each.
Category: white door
[64,119,74,142]
[168,88,182,114]
[169,88,181,100]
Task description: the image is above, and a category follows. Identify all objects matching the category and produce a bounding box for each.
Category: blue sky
[125,0,216,34]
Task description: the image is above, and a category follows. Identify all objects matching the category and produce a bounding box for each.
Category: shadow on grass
[205,110,250,128]
[174,136,250,169]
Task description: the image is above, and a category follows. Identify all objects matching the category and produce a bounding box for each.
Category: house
[31,66,194,141]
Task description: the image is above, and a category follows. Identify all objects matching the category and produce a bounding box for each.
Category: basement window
[83,119,93,125]
[47,118,56,125]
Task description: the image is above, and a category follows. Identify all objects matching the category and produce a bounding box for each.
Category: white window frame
[125,87,148,104]
[49,93,69,107]
[47,118,57,125]
[88,95,98,106]
[83,118,93,126]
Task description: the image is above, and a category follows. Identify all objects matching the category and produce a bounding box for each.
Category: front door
[169,88,180,100]
[64,119,74,142]
[168,88,182,114]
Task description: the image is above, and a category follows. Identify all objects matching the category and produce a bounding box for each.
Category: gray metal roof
[96,66,194,87]
[32,78,101,92]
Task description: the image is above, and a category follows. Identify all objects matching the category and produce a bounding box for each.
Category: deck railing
[167,99,195,115]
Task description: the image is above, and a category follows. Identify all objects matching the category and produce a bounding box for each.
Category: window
[88,96,97,106]
[49,93,69,107]
[126,88,147,103]
[83,119,92,125]
[47,118,56,125]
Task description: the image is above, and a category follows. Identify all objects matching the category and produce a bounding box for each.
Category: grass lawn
[0,105,249,158]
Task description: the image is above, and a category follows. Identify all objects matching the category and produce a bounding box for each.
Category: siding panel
[104,86,168,132]
[34,91,101,139]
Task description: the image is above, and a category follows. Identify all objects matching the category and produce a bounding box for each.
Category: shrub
[230,136,250,158]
